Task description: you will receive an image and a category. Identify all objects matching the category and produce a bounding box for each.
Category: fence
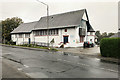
[21,42,50,47]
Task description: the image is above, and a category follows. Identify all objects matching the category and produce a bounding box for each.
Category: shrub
[6,40,16,45]
[100,38,120,58]
[21,44,38,47]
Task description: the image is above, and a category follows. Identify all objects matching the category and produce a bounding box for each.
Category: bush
[100,38,120,58]
[6,40,16,45]
[20,44,38,47]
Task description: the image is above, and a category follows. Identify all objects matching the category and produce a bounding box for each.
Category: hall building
[11,9,95,47]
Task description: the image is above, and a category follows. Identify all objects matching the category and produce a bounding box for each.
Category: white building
[11,9,95,47]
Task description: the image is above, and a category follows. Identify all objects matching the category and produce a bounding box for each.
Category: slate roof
[86,21,95,32]
[89,26,95,32]
[11,21,38,34]
[34,9,85,30]
[11,9,95,33]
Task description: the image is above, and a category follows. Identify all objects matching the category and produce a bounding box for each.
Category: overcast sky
[0,0,119,33]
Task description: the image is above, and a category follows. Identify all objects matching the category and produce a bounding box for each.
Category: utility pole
[36,0,49,47]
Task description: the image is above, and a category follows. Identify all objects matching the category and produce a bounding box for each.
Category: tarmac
[1,44,119,64]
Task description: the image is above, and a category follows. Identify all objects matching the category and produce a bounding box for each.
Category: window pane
[25,34,30,38]
[15,34,17,38]
[45,30,47,35]
[65,29,67,32]
[56,29,58,35]
[19,34,23,38]
[90,32,93,35]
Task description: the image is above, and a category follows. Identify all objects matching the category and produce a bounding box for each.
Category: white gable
[82,12,88,21]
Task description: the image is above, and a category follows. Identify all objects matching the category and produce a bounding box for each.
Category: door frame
[63,35,69,44]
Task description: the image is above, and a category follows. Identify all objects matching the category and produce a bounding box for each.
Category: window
[80,36,84,42]
[49,29,58,35]
[12,35,14,39]
[49,30,52,35]
[56,29,58,34]
[79,28,86,36]
[90,32,93,35]
[53,30,56,35]
[15,34,17,38]
[65,29,67,32]
[35,29,58,36]
[43,30,45,35]
[38,31,40,35]
[40,31,42,35]
[81,19,86,28]
[36,31,38,36]
[45,30,47,35]
[25,34,30,38]
[19,34,23,38]
[41,31,43,35]
[52,30,54,35]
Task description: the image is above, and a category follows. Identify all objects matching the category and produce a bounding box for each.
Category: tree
[95,31,101,43]
[95,31,101,37]
[101,32,107,38]
[108,33,115,37]
[1,17,23,43]
[95,30,117,45]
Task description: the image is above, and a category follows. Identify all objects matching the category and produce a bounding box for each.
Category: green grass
[17,44,58,51]
[1,43,58,51]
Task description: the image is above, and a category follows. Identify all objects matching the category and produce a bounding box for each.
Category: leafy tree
[95,31,102,43]
[95,31,101,38]
[101,32,107,38]
[1,17,23,43]
[95,31,116,44]
[107,33,115,37]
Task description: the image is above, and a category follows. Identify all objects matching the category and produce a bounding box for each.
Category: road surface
[2,61,29,78]
[1,46,118,78]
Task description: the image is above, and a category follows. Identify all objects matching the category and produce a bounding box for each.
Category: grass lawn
[2,43,58,51]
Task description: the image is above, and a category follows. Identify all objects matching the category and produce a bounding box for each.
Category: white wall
[33,28,77,47]
[61,28,76,47]
[11,26,95,47]
[11,33,30,45]
[87,32,95,43]
[11,30,95,47]
[11,34,15,42]
[11,34,18,44]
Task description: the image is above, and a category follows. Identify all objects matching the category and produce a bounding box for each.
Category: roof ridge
[41,9,86,18]
[23,21,38,24]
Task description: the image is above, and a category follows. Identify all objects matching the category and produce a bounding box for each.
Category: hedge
[100,38,120,58]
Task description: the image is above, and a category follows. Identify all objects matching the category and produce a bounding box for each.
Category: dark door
[28,38,31,44]
[64,36,68,44]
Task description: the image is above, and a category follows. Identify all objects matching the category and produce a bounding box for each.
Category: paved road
[1,46,118,78]
[2,61,29,78]
[0,46,29,78]
[58,46,100,56]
